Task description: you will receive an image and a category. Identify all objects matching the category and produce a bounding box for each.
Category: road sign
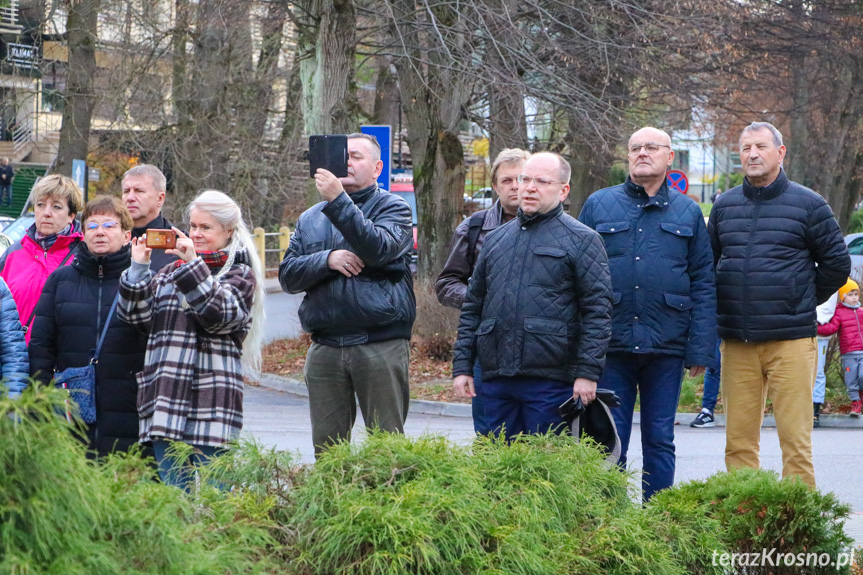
[88,168,100,182]
[361,125,392,191]
[72,159,87,191]
[666,170,689,194]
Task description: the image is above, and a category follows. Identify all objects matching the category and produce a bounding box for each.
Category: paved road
[262,289,303,343]
[243,385,863,511]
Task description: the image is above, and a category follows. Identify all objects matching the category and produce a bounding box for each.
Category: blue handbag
[54,293,119,424]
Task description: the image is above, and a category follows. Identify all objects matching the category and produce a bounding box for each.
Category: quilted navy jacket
[708,170,850,342]
[452,204,613,383]
[579,179,717,368]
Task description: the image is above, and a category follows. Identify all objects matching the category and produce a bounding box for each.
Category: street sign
[361,125,392,191]
[72,159,86,191]
[667,170,689,194]
[88,168,100,182]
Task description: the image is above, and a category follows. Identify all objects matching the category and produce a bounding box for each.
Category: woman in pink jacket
[0,175,83,342]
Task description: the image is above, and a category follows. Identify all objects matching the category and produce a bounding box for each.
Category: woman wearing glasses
[29,196,150,458]
[119,190,264,490]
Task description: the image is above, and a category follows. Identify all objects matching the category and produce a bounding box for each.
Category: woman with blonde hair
[0,175,83,341]
[119,190,264,489]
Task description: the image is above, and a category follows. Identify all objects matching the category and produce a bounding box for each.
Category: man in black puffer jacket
[280,133,415,456]
[452,152,613,437]
[709,121,850,487]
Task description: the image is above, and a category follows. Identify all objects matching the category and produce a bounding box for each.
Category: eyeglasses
[628,143,671,155]
[517,175,564,187]
[85,221,120,231]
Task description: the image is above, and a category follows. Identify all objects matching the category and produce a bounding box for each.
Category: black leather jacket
[279,184,416,346]
[452,204,613,383]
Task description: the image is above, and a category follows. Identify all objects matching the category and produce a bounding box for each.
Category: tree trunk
[56,0,101,180]
[296,0,357,135]
[389,0,474,284]
[372,56,399,130]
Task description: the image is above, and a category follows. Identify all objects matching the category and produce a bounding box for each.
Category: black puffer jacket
[708,170,850,342]
[452,204,613,383]
[29,243,150,457]
[279,185,415,347]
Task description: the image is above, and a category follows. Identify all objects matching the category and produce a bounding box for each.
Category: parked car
[391,178,418,266]
[464,187,493,210]
[846,233,863,280]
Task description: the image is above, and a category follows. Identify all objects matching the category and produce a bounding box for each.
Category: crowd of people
[1,121,853,501]
[0,165,265,490]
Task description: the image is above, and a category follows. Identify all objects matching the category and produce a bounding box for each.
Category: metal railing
[12,121,32,158]
[0,0,22,34]
[252,226,292,274]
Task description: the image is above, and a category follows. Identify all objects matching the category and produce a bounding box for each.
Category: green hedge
[2,385,856,574]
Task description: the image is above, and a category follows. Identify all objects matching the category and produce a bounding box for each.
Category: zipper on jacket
[742,203,761,342]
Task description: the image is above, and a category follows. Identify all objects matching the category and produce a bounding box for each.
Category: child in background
[814,291,838,426]
[818,278,863,417]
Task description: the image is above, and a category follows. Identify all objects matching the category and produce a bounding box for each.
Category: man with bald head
[452,152,613,438]
[579,127,716,501]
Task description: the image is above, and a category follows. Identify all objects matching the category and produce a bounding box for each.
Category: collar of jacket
[624,176,670,208]
[742,168,789,202]
[346,183,378,206]
[73,242,131,279]
[517,202,563,227]
[132,213,172,238]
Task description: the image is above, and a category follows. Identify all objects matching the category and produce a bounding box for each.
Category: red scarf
[175,250,229,271]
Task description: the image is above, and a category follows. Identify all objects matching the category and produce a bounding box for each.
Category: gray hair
[122,164,166,192]
[185,190,266,375]
[741,122,784,148]
[347,132,381,162]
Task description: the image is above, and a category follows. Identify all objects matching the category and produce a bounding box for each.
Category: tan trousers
[721,337,817,487]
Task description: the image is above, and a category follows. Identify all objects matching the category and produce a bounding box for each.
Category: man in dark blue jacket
[709,121,850,487]
[579,127,716,501]
[453,152,612,437]
[280,133,415,456]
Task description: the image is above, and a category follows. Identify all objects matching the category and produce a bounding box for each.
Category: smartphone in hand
[309,134,348,178]
[145,229,177,249]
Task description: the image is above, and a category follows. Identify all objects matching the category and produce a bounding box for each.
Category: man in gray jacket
[436,148,530,434]
[280,133,415,455]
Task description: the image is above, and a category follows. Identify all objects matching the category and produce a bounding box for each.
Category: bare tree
[56,0,101,178]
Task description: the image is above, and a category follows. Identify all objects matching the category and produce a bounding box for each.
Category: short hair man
[452,152,612,437]
[0,157,14,208]
[578,127,716,500]
[709,121,850,487]
[121,164,177,270]
[436,147,530,434]
[280,133,415,455]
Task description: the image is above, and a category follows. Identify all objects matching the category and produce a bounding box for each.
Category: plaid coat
[118,254,255,446]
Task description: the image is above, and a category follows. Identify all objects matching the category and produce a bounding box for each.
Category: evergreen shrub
[650,468,853,575]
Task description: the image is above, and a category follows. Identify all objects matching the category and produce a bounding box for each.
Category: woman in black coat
[30,196,150,458]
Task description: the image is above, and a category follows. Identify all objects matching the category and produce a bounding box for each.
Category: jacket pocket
[529,246,567,287]
[664,292,694,311]
[136,366,158,419]
[659,222,693,261]
[522,317,568,370]
[475,318,498,372]
[613,291,622,305]
[596,221,630,257]
[190,371,219,421]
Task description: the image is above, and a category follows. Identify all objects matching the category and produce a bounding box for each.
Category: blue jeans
[152,439,222,492]
[472,361,491,435]
[482,376,572,438]
[813,337,829,403]
[702,340,721,412]
[600,353,685,501]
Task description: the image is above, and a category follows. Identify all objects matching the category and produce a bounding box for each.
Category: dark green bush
[0,384,279,575]
[650,468,853,575]
[277,432,728,575]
